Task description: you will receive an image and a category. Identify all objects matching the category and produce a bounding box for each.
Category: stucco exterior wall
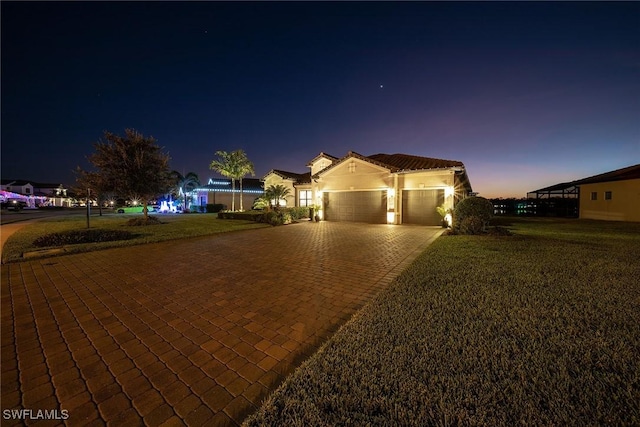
[204,192,259,210]
[263,174,295,206]
[310,157,335,176]
[580,179,640,222]
[315,159,391,192]
[396,170,455,191]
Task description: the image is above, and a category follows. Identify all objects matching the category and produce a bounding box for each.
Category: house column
[394,174,400,224]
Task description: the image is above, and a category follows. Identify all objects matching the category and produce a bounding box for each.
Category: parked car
[1,199,28,211]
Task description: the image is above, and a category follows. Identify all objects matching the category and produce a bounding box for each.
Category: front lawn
[2,213,269,263]
[245,218,640,426]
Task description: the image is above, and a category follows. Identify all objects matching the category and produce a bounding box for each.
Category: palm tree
[171,171,200,211]
[264,184,292,210]
[209,150,254,211]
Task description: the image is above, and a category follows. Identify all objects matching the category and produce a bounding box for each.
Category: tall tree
[74,167,108,217]
[171,171,201,211]
[209,149,255,211]
[83,129,173,220]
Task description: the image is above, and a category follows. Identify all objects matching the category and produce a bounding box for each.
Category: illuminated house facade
[194,178,264,210]
[0,180,71,207]
[264,151,472,225]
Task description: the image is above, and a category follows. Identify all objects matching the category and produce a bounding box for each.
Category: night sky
[2,2,638,198]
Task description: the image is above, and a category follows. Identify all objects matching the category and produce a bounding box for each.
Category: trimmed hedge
[206,204,225,213]
[218,211,264,221]
[33,229,137,247]
[125,216,164,226]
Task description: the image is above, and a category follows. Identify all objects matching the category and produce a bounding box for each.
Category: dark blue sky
[2,2,638,197]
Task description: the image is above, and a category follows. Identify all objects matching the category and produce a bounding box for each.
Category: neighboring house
[527,164,640,221]
[193,178,264,210]
[264,151,473,225]
[0,179,71,207]
[576,164,640,222]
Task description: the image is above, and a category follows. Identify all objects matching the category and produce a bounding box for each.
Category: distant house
[193,178,264,210]
[527,164,640,222]
[264,151,472,225]
[576,164,640,222]
[0,179,71,207]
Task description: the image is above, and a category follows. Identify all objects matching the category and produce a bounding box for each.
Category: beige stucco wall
[397,169,455,191]
[312,159,458,224]
[205,192,260,210]
[580,179,640,222]
[263,173,295,206]
[315,159,391,192]
[309,156,335,176]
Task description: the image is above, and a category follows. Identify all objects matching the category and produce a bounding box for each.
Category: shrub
[262,211,284,226]
[454,197,493,233]
[218,211,263,221]
[206,204,225,213]
[126,216,163,226]
[458,216,484,235]
[285,206,310,221]
[252,197,269,210]
[33,229,137,247]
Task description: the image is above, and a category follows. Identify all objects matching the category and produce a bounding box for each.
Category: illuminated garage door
[402,189,444,225]
[323,191,386,224]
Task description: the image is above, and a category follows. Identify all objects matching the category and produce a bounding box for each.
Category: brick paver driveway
[1,222,441,426]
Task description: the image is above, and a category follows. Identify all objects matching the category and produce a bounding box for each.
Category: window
[299,190,312,207]
[605,191,612,200]
[590,192,597,201]
[25,188,31,194]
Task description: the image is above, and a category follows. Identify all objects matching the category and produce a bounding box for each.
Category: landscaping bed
[245,218,640,426]
[2,213,269,263]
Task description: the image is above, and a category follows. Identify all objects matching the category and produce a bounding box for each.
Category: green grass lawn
[245,218,640,426]
[2,213,269,263]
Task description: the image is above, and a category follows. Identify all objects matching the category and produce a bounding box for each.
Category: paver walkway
[1,222,441,426]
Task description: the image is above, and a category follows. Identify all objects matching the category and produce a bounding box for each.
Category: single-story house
[194,178,264,210]
[527,164,640,221]
[576,164,640,222]
[264,151,472,225]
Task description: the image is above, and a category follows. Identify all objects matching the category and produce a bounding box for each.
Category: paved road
[1,222,442,426]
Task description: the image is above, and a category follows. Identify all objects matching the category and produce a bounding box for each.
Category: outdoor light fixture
[445,186,455,199]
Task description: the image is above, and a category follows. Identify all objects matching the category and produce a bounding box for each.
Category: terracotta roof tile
[367,153,464,171]
[269,170,312,184]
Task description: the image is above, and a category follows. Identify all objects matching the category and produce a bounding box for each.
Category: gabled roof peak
[265,169,312,184]
[306,152,339,167]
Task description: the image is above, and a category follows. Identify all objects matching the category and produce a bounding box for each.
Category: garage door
[402,189,444,225]
[323,191,387,223]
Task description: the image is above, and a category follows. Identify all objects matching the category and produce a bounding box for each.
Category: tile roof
[268,170,312,184]
[306,152,339,167]
[200,178,263,191]
[367,153,465,171]
[313,151,466,177]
